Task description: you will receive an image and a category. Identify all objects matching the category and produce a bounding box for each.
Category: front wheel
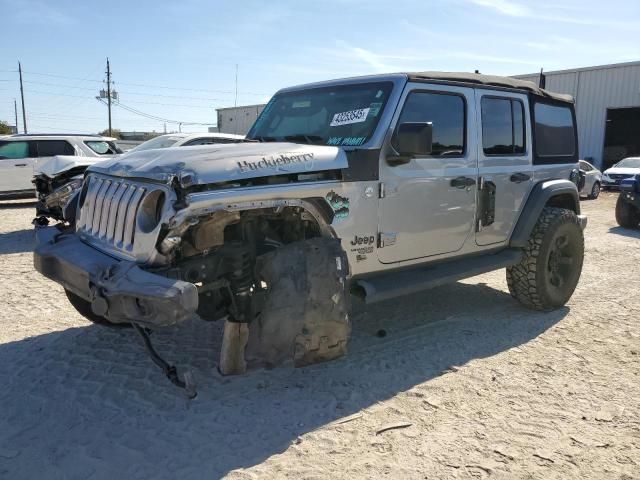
[589,182,600,199]
[507,207,584,311]
[245,238,351,369]
[615,195,640,229]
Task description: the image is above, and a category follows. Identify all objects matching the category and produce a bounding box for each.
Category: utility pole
[18,62,27,133]
[106,58,112,137]
[14,99,18,134]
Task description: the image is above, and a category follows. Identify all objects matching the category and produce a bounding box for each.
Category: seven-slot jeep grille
[76,175,148,251]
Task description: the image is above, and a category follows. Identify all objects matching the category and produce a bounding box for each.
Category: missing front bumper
[33,226,198,327]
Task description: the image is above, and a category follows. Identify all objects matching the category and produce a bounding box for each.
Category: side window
[37,140,75,157]
[579,161,592,172]
[481,97,525,155]
[533,103,575,157]
[85,141,118,155]
[0,141,29,159]
[397,91,465,157]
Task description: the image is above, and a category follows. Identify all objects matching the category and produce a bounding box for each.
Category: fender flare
[509,179,580,248]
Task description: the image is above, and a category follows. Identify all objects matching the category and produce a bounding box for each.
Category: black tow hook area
[132,323,197,399]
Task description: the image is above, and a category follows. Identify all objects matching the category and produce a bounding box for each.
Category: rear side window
[85,140,121,155]
[397,91,465,156]
[534,103,575,157]
[481,97,525,155]
[579,160,592,171]
[0,141,29,159]
[37,140,75,157]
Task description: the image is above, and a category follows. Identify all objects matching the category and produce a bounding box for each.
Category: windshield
[247,81,394,147]
[615,157,640,169]
[129,135,184,153]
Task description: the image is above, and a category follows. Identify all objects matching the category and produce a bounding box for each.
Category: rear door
[475,91,533,245]
[377,84,478,263]
[36,140,76,164]
[0,140,36,191]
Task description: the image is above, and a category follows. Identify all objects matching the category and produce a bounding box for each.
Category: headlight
[44,178,84,209]
[137,190,166,233]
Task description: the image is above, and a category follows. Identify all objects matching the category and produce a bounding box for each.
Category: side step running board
[353,248,523,304]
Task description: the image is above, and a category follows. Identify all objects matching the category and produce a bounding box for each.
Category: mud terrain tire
[615,195,640,229]
[65,289,130,328]
[246,238,350,368]
[506,207,584,311]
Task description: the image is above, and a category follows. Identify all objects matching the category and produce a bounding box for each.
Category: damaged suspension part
[226,242,255,323]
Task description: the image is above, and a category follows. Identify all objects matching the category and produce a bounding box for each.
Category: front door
[474,91,533,245]
[0,140,36,192]
[378,84,478,264]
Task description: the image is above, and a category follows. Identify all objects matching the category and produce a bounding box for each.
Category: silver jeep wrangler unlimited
[34,72,586,389]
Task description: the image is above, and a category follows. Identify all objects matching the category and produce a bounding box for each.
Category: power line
[99,99,215,126]
[23,80,96,91]
[23,79,248,101]
[25,90,219,109]
[20,69,269,95]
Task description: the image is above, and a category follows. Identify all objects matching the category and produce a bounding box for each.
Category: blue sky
[1,0,638,134]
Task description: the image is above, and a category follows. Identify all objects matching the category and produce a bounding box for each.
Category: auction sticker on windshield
[330,108,370,127]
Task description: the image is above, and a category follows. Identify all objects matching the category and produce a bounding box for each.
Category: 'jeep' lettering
[350,235,376,246]
[237,153,314,173]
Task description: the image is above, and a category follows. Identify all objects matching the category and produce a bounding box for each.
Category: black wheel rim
[592,183,600,198]
[547,233,575,290]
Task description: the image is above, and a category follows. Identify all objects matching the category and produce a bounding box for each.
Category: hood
[603,167,640,176]
[86,142,349,186]
[35,155,115,178]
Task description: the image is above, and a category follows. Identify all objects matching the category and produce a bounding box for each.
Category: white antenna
[234,64,238,108]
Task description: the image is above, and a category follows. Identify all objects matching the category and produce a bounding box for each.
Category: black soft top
[407,71,574,103]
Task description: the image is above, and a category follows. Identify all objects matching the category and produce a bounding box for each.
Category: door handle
[450,176,476,189]
[14,163,27,167]
[510,172,530,183]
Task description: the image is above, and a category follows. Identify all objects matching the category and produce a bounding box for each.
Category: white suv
[0,134,120,198]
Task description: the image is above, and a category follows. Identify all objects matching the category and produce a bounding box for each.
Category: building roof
[407,71,574,103]
[514,60,640,78]
[216,104,266,112]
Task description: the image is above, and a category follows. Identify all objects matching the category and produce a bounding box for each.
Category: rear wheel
[65,289,130,328]
[615,195,640,228]
[507,207,584,311]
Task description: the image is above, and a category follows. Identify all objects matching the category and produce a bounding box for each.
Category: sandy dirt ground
[0,193,638,479]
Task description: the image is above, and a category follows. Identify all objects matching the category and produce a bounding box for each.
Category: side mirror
[389,122,433,165]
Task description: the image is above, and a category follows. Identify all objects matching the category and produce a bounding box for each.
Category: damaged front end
[34,142,351,387]
[33,172,84,224]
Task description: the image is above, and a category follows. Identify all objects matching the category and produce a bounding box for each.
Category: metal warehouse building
[215,104,266,136]
[516,61,640,170]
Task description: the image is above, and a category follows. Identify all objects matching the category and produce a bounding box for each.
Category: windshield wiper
[284,134,324,145]
[252,135,278,142]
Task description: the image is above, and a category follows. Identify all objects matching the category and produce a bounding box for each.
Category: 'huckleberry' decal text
[237,152,314,173]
